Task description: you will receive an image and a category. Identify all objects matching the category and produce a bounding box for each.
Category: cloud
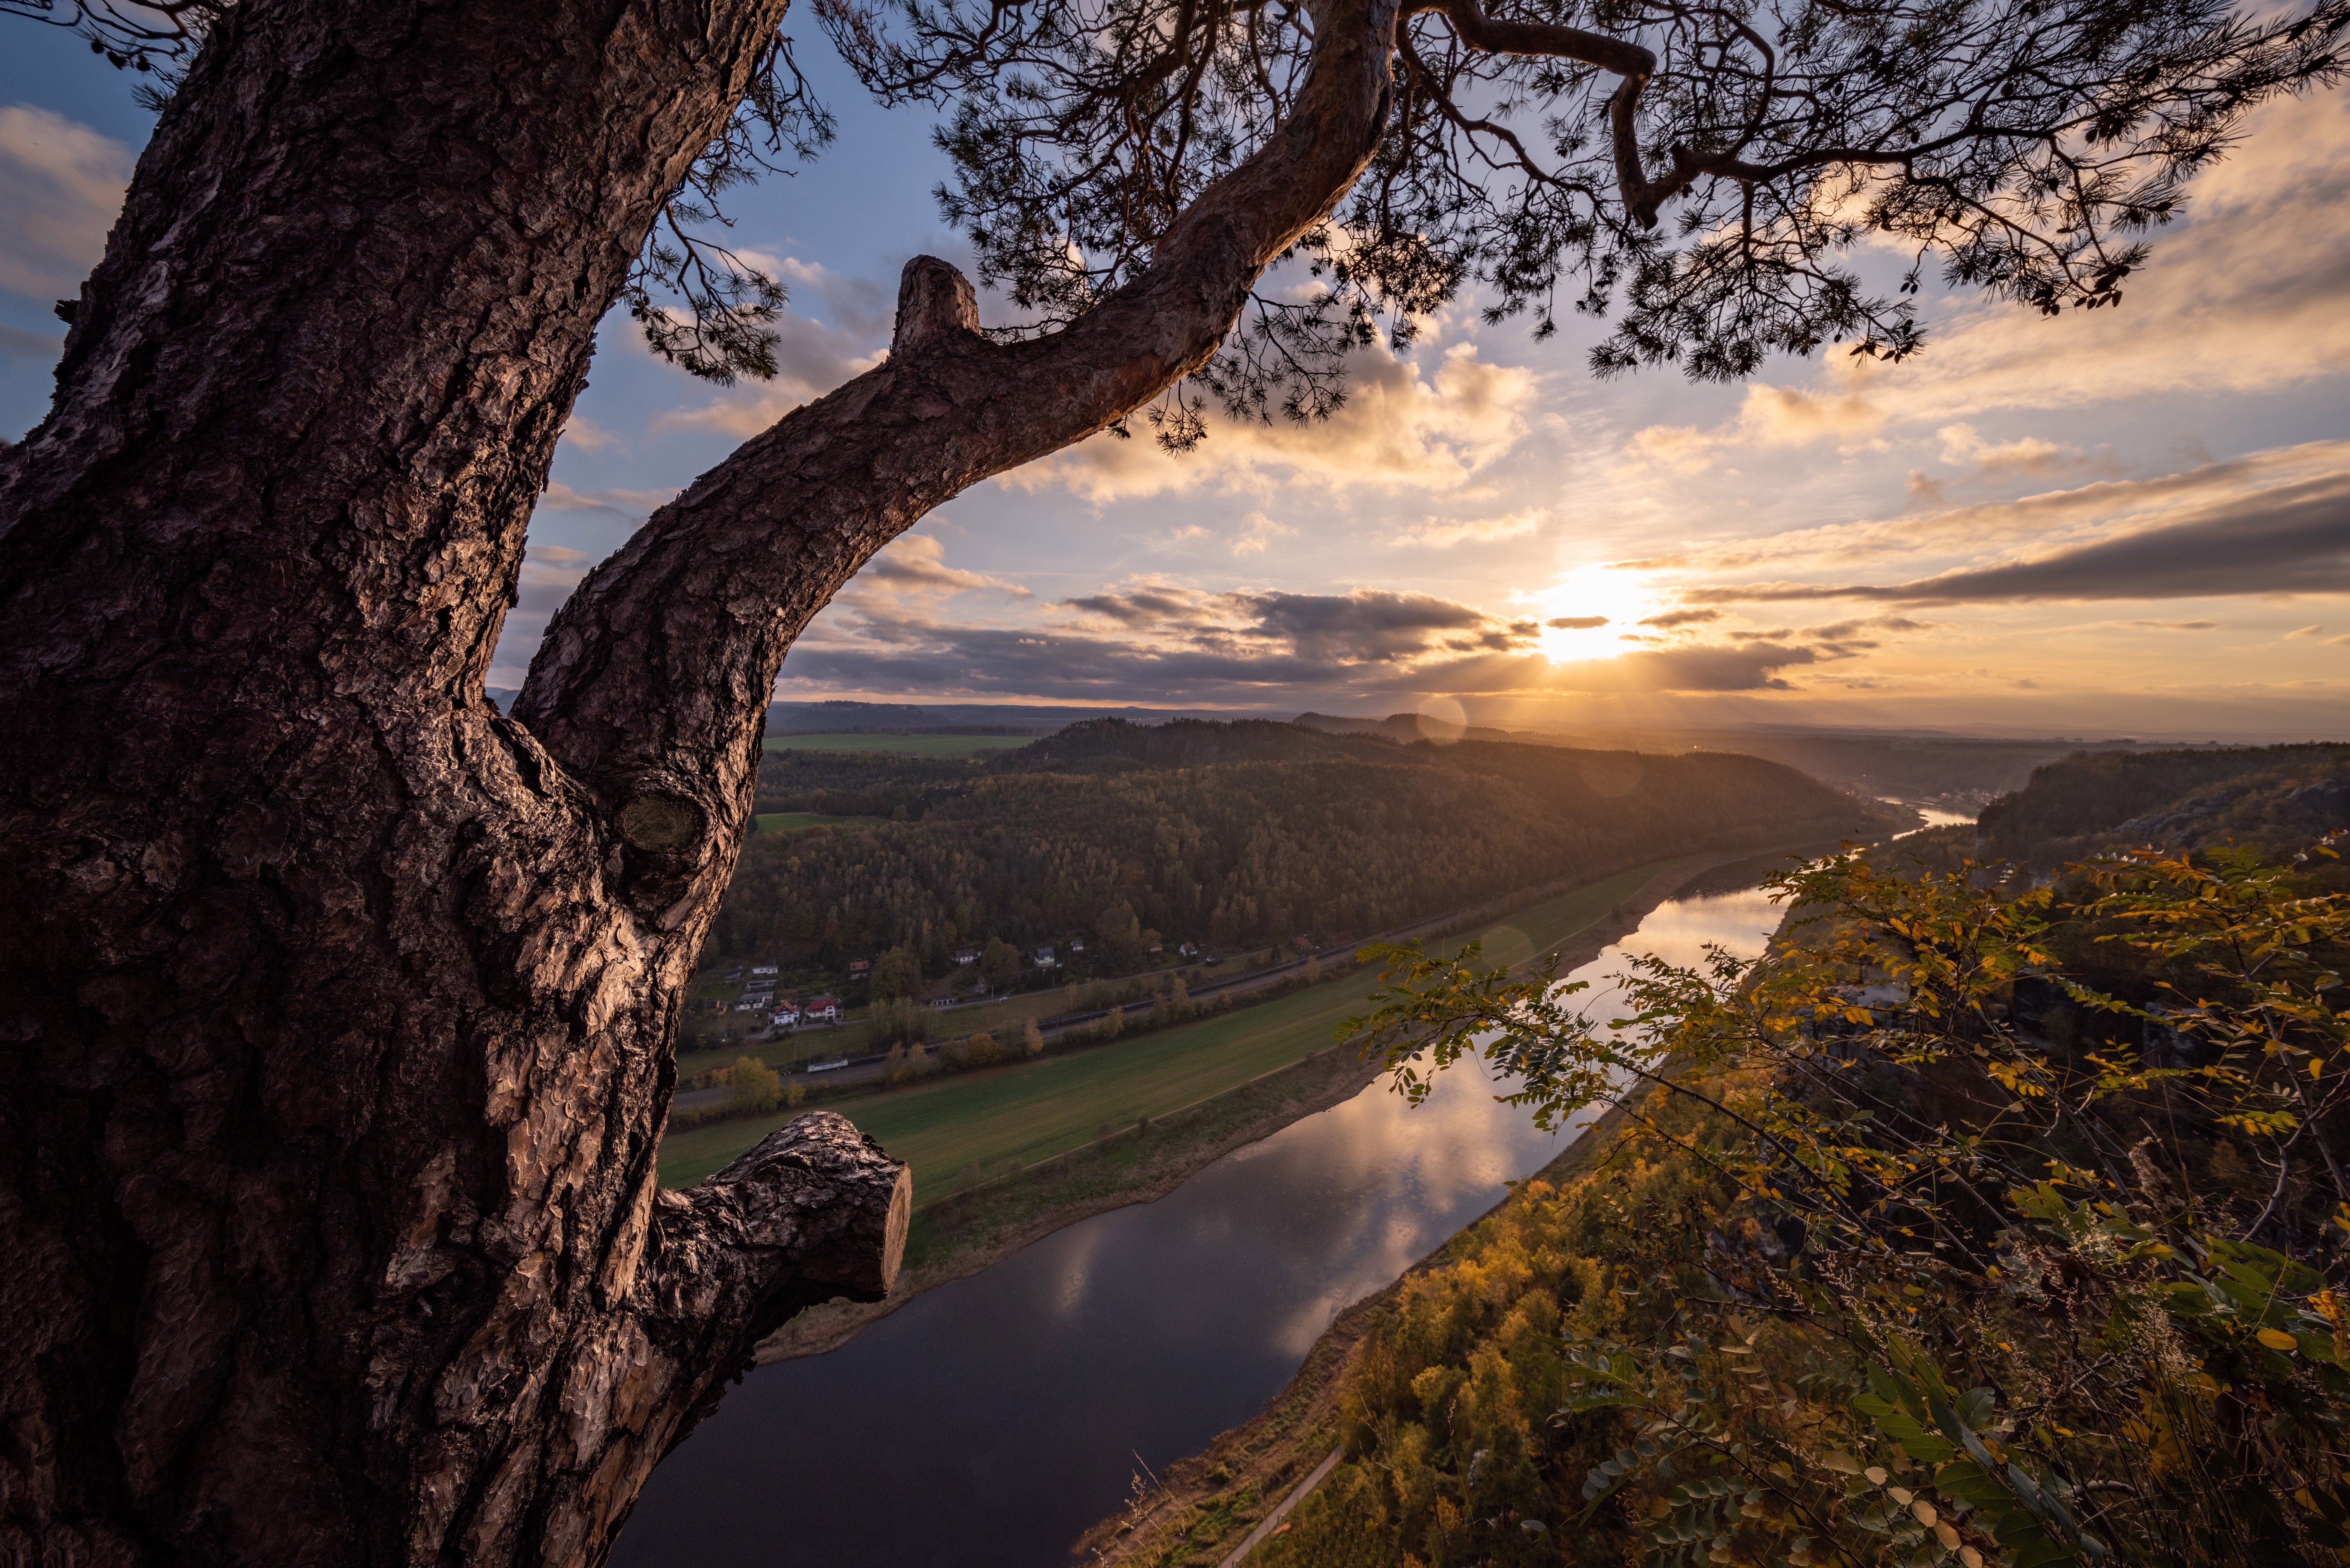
[529,544,590,565]
[1397,507,1545,549]
[2286,625,2328,639]
[782,564,1848,706]
[1628,440,2350,581]
[534,482,675,519]
[0,105,133,300]
[1681,469,2350,606]
[0,321,61,360]
[647,256,892,436]
[1231,511,1291,557]
[1000,340,1539,503]
[851,534,1030,600]
[1638,608,1722,630]
[1548,615,1610,629]
[1625,383,1887,472]
[559,415,619,453]
[2127,619,2219,631]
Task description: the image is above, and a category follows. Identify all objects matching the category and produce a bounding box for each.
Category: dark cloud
[1241,589,1501,663]
[786,606,1822,702]
[1637,609,1720,629]
[1060,588,1210,624]
[1684,473,2350,606]
[1547,614,1609,629]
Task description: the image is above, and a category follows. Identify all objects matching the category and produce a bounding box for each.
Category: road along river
[613,856,1799,1568]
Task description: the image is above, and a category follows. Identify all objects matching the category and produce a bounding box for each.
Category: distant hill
[715,718,1897,973]
[1297,712,2186,806]
[1974,743,2350,865]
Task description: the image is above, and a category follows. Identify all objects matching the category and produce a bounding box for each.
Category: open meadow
[657,862,1664,1196]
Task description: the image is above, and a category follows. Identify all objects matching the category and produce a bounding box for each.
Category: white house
[950,945,981,966]
[1034,946,1057,969]
[803,995,842,1023]
[750,963,780,977]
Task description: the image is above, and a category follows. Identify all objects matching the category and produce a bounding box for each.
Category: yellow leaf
[2258,1327,2299,1353]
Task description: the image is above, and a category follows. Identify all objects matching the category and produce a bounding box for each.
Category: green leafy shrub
[1272,836,2350,1567]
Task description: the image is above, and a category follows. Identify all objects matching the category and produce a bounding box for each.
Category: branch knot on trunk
[892,256,982,354]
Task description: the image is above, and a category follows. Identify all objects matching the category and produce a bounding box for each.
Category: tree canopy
[24,0,2346,428]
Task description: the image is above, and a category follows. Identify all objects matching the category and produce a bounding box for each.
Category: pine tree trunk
[0,0,1398,1562]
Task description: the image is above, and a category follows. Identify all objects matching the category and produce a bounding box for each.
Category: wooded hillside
[713,720,1882,973]
[1976,742,2350,865]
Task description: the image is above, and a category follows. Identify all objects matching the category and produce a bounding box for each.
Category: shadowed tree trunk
[0,0,1397,1561]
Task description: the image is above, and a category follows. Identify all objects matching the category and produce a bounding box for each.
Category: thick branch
[642,1111,912,1337]
[1412,0,1668,223]
[513,0,1404,877]
[466,1115,908,1563]
[1417,0,1652,77]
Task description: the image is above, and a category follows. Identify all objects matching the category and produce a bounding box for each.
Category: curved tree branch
[513,0,1406,879]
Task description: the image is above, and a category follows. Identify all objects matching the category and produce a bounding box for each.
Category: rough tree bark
[0,0,1400,1563]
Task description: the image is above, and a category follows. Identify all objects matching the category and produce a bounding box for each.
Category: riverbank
[753,844,1802,1363]
[1070,1081,1663,1567]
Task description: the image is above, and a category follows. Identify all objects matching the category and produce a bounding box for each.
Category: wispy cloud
[1000,340,1539,503]
[0,104,132,300]
[1680,470,2350,606]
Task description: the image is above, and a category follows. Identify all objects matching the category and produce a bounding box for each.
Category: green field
[657,861,1666,1196]
[762,732,1033,757]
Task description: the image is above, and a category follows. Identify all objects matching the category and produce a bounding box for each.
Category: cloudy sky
[3,23,2346,739]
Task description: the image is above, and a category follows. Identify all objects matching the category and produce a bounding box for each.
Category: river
[613,854,1799,1567]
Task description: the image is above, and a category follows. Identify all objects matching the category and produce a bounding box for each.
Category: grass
[657,861,1666,1196]
[762,732,1031,757]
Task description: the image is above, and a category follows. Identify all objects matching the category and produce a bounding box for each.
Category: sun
[1534,567,1665,662]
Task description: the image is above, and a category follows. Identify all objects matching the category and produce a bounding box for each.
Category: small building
[1179,942,1199,958]
[750,963,780,977]
[803,995,842,1023]
[930,995,958,1010]
[1034,946,1057,969]
[846,957,872,978]
[770,1004,801,1028]
[1067,937,1086,954]
[950,945,981,966]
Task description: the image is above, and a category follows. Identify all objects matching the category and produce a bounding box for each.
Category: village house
[846,957,872,980]
[750,963,780,977]
[949,945,981,966]
[802,995,842,1024]
[769,1002,801,1029]
[1034,946,1056,969]
[930,995,958,1010]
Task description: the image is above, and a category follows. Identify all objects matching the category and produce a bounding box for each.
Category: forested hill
[712,720,1891,971]
[1974,741,2350,865]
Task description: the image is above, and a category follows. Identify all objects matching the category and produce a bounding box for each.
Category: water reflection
[613,879,1793,1568]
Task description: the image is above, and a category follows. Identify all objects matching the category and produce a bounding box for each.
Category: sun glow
[1534,567,1667,662]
